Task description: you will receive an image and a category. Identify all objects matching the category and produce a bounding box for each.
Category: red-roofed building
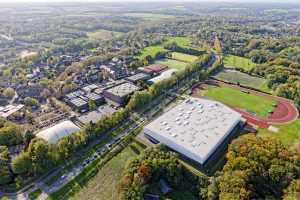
[138,64,168,75]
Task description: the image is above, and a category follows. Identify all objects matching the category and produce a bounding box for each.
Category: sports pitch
[201,85,276,118]
[154,58,188,71]
[213,69,271,93]
[224,55,256,70]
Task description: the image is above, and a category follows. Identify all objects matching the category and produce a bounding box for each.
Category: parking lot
[78,104,116,124]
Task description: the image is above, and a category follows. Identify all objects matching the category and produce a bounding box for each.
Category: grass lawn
[165,36,204,52]
[224,55,256,70]
[137,45,168,60]
[122,13,175,20]
[29,189,42,200]
[87,29,124,41]
[213,69,271,93]
[171,52,198,62]
[154,58,188,71]
[258,119,300,147]
[166,36,193,48]
[202,85,276,118]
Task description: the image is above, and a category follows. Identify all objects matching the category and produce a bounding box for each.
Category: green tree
[0,146,12,185]
[27,138,55,175]
[0,125,23,146]
[88,100,97,111]
[214,37,222,54]
[12,152,31,175]
[284,179,300,200]
[3,88,15,99]
[24,97,39,107]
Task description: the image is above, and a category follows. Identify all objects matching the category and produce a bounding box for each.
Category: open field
[171,52,198,62]
[46,143,142,200]
[202,85,276,118]
[67,143,144,200]
[213,69,271,92]
[137,45,168,60]
[166,36,193,48]
[137,36,203,60]
[165,36,204,52]
[122,12,175,20]
[258,119,300,147]
[224,55,256,70]
[154,58,188,71]
[87,29,124,41]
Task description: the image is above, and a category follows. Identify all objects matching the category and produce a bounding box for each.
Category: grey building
[103,82,140,106]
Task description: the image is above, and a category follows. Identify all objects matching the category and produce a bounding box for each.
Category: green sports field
[171,52,198,62]
[213,69,271,93]
[202,85,276,118]
[224,55,256,70]
[154,58,188,71]
[258,119,300,147]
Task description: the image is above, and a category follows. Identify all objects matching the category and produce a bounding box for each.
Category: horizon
[0,0,300,4]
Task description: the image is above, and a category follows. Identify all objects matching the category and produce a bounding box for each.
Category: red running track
[192,81,299,128]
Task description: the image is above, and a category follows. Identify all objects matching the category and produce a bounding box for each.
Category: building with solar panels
[143,97,243,165]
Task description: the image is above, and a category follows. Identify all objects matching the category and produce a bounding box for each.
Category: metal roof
[0,104,24,118]
[70,97,87,107]
[104,82,139,98]
[144,97,242,164]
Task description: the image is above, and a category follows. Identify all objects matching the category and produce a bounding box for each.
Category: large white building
[36,120,80,144]
[144,97,242,165]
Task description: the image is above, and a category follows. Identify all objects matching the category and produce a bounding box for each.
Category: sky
[0,0,299,3]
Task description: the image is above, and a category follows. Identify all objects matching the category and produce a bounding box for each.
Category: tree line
[118,134,300,200]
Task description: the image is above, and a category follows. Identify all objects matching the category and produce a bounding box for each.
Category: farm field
[258,119,300,147]
[122,12,175,20]
[224,55,256,70]
[87,29,124,41]
[68,145,143,200]
[171,52,198,62]
[154,58,188,71]
[213,69,271,92]
[202,85,276,118]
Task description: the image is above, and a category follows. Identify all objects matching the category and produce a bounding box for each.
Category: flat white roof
[0,104,24,118]
[144,97,242,164]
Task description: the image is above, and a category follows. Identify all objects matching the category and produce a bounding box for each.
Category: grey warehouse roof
[85,93,102,101]
[126,73,150,82]
[36,120,80,144]
[105,82,139,97]
[70,97,87,107]
[144,97,242,164]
